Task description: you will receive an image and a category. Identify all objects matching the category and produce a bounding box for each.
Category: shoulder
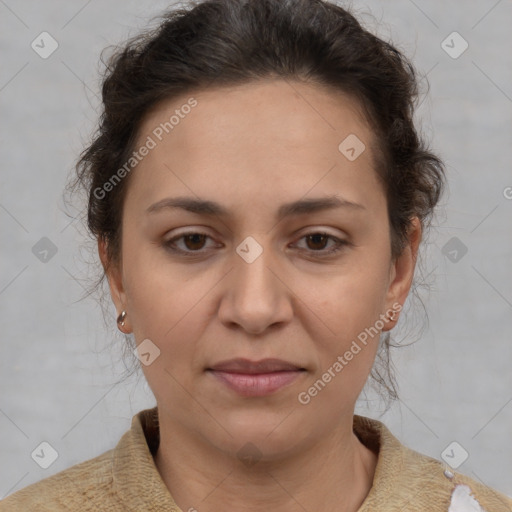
[0,408,170,512]
[0,448,117,511]
[400,446,512,512]
[354,415,512,511]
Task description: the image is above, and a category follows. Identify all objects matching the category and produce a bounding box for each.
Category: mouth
[206,358,307,397]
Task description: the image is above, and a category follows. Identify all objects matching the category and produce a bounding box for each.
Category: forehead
[125,79,383,214]
[137,78,373,149]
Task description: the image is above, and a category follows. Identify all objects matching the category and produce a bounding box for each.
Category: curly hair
[67,0,445,408]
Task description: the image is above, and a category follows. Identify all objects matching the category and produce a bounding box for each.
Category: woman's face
[102,79,419,459]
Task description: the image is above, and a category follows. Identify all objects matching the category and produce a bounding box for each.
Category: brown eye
[294,232,349,257]
[182,233,208,251]
[164,231,215,255]
[305,233,330,251]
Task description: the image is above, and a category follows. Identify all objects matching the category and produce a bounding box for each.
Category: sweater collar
[111,407,404,510]
[352,414,403,510]
[111,407,177,509]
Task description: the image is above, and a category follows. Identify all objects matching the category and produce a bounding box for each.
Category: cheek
[126,267,206,345]
[306,253,390,336]
[121,240,227,375]
[295,270,387,413]
[293,248,391,386]
[121,240,198,348]
[122,251,213,407]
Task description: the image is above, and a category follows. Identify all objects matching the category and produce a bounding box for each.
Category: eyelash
[163,231,349,258]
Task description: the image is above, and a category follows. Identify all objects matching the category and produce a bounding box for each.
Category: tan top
[1,407,511,511]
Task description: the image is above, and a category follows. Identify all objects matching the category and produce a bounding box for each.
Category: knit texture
[1,407,511,511]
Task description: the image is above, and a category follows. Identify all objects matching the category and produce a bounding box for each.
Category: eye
[163,231,216,255]
[293,232,349,256]
[163,230,349,258]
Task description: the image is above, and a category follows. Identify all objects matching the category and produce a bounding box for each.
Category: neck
[154,414,378,512]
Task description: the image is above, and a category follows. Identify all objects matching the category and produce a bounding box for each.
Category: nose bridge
[220,235,292,333]
[234,236,280,303]
[235,242,275,291]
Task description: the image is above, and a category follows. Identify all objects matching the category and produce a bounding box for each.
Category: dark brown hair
[67,0,445,407]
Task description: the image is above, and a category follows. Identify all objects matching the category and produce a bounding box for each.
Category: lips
[207,358,306,397]
[207,358,305,374]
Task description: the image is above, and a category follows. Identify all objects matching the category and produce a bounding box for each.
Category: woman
[2,0,510,510]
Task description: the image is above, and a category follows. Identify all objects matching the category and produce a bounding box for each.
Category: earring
[117,310,127,328]
[388,310,398,322]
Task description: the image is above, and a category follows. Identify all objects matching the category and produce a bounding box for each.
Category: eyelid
[291,231,349,255]
[163,229,218,250]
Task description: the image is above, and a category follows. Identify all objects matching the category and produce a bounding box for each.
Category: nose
[217,241,293,335]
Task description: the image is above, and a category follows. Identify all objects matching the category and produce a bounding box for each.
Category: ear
[382,217,422,331]
[98,237,132,333]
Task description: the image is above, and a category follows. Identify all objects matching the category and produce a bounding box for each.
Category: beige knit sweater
[1,407,511,511]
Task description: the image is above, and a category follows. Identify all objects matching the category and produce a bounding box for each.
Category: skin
[99,78,421,512]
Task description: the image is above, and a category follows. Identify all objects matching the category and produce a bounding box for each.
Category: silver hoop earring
[117,310,127,327]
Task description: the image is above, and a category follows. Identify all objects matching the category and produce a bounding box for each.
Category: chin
[209,411,312,460]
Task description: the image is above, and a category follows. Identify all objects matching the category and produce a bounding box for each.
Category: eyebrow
[146,195,365,220]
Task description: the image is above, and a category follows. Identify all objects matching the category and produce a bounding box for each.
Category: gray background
[1,0,511,501]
